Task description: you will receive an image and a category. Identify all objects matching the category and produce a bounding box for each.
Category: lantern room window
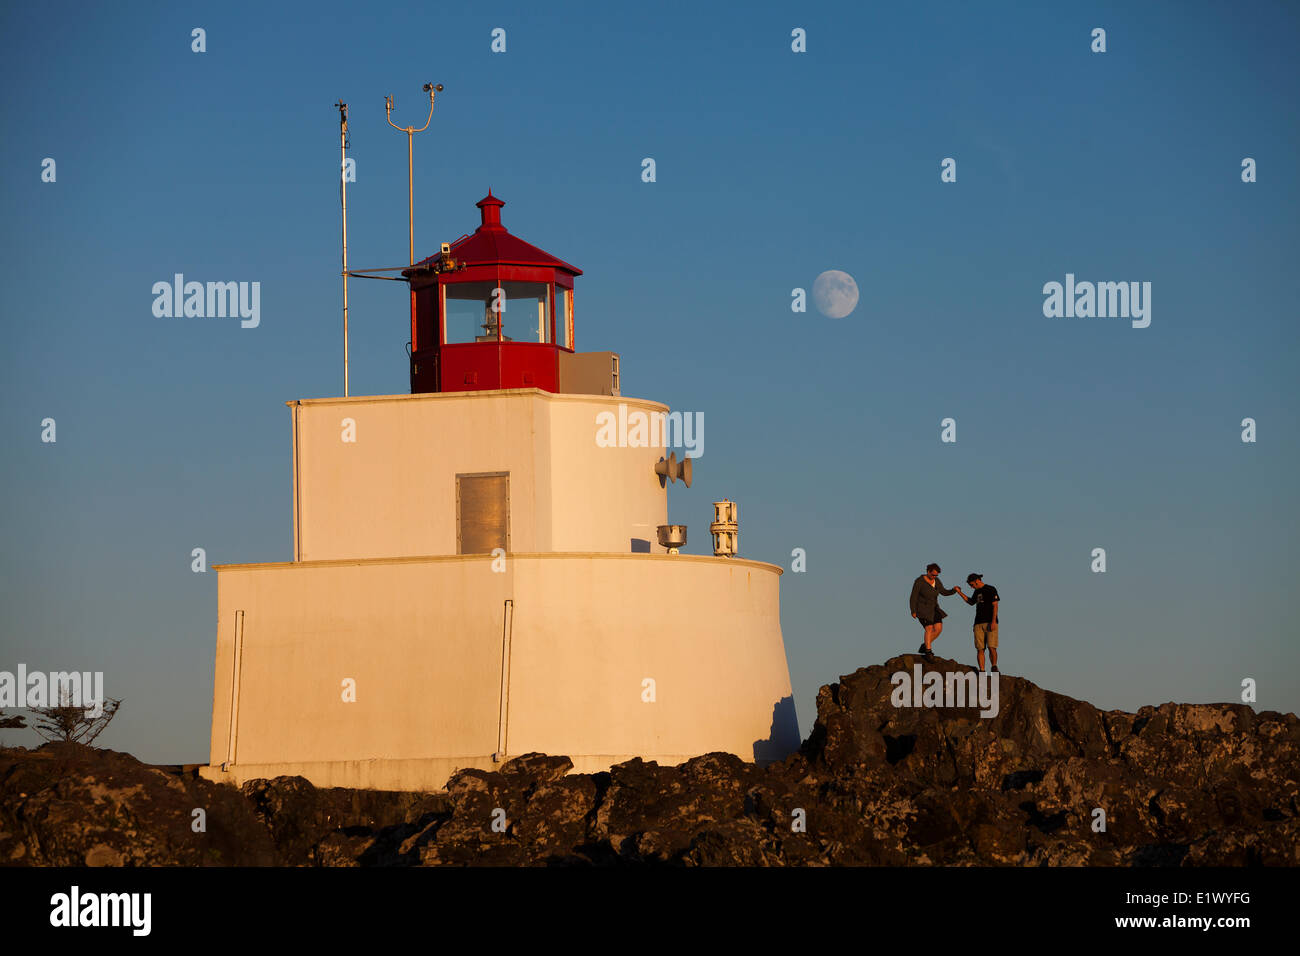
[554,285,572,349]
[444,281,496,344]
[498,281,550,343]
[442,280,553,344]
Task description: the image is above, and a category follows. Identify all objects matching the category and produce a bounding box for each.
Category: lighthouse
[200,193,801,792]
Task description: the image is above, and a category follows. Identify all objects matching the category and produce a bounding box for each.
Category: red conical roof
[415,191,582,275]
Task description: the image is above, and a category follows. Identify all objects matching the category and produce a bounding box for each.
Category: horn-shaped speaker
[654,453,694,488]
[655,452,677,486]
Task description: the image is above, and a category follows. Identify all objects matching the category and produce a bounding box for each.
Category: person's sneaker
[991,666,1000,673]
[917,643,927,655]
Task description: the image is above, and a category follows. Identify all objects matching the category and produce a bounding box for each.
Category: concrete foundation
[203,552,799,792]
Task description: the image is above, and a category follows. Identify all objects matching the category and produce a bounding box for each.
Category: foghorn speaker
[654,453,674,486]
[654,453,694,488]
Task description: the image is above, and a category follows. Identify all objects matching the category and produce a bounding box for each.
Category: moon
[812,270,859,319]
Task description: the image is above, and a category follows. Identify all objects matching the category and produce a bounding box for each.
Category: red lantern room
[405,191,582,394]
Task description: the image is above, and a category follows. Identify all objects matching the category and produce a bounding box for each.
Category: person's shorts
[918,616,942,629]
[974,622,998,651]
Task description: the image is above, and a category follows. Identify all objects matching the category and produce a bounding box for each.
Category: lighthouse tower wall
[290,389,671,562]
[201,553,797,792]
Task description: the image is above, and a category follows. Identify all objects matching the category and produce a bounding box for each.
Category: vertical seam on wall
[292,402,301,561]
[496,598,514,760]
[226,609,245,767]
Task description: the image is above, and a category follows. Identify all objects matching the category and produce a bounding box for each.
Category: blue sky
[2,1,1297,760]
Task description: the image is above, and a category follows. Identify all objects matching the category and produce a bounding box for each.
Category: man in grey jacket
[910,563,959,660]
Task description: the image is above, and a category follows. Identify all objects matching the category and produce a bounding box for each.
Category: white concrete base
[206,552,801,794]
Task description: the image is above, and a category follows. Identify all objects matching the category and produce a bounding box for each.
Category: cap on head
[966,573,982,584]
[926,563,941,573]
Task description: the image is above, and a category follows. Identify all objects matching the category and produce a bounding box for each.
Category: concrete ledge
[214,550,782,575]
[286,388,667,412]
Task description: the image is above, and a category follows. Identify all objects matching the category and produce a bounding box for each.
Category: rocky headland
[3,654,1296,866]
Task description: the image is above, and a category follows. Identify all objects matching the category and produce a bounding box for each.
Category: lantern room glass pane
[498,281,550,343]
[444,280,552,344]
[554,286,571,348]
[444,281,498,344]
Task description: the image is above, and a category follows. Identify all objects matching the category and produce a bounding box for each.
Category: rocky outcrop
[798,656,1299,865]
[2,654,1296,865]
[0,742,277,866]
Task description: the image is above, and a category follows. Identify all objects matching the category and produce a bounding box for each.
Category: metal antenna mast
[336,100,351,396]
[387,83,442,351]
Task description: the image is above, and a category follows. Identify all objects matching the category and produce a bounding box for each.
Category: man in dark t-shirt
[955,573,1000,672]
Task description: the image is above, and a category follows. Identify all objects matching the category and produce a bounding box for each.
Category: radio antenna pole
[336,100,351,397]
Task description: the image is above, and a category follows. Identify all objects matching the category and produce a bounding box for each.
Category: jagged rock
[241,774,450,865]
[499,752,574,788]
[0,743,277,865]
[2,655,1295,865]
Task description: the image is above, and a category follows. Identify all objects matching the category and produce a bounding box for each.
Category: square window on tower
[457,473,510,554]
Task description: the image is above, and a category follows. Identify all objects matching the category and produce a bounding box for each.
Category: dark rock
[2,654,1295,866]
[0,743,277,865]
